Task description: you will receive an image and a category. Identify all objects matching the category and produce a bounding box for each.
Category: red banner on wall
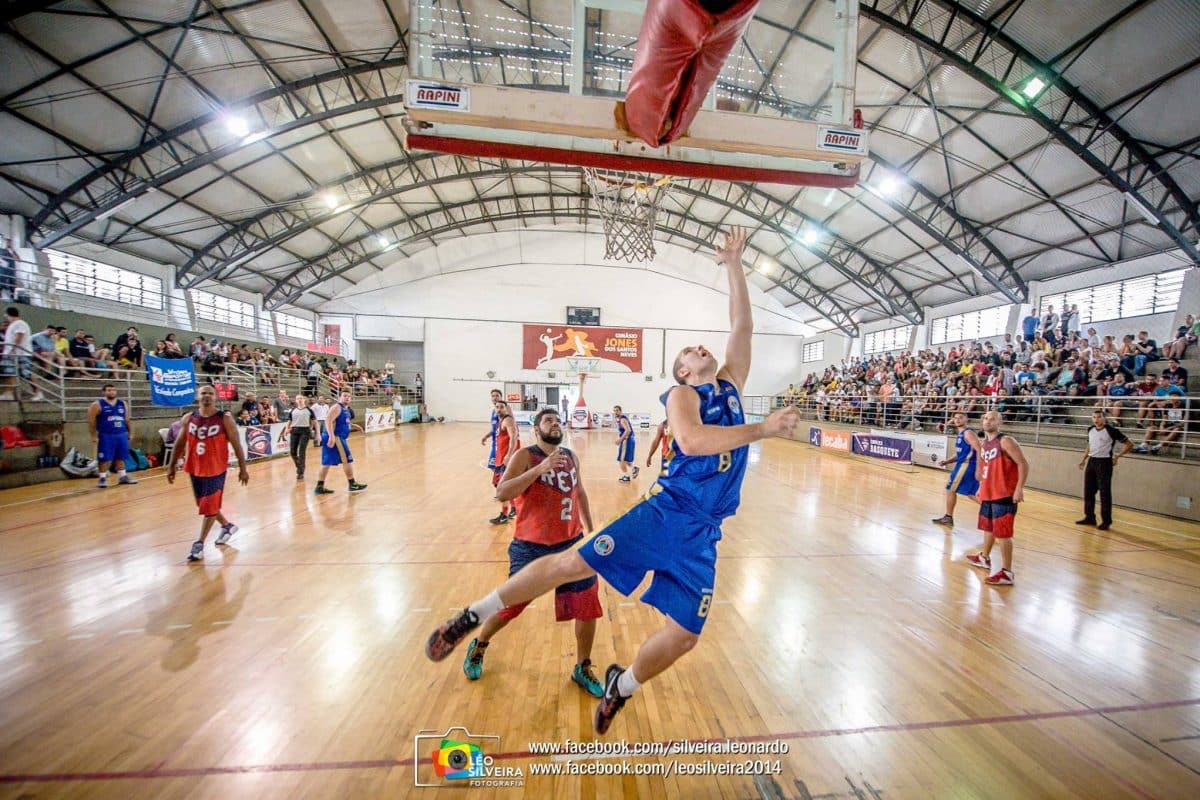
[523,325,643,372]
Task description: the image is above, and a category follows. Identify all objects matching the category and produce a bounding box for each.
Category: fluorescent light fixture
[376,234,390,248]
[95,195,139,222]
[225,115,250,137]
[322,193,339,210]
[802,228,820,245]
[878,176,900,196]
[1019,76,1046,99]
[1123,191,1161,226]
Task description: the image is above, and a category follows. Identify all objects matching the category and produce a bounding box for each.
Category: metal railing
[1,345,422,422]
[743,391,1198,460]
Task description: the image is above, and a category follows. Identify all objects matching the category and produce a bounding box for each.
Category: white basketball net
[583,167,672,262]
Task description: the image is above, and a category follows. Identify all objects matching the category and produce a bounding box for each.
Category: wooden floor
[1,423,1199,799]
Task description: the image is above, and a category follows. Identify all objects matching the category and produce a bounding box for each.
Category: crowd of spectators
[779,304,1196,456]
[1,313,423,403]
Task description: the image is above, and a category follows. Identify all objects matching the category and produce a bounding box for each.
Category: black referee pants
[1083,457,1114,525]
[290,429,312,477]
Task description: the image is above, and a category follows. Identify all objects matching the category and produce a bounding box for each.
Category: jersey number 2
[560,497,573,521]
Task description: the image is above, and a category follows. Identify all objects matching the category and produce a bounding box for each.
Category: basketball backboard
[403,0,866,187]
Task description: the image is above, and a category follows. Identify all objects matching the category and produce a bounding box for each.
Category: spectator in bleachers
[30,323,63,368]
[1022,309,1039,343]
[1124,331,1160,376]
[236,408,257,426]
[273,389,292,420]
[0,236,16,302]
[1161,357,1187,388]
[1101,372,1132,420]
[1134,375,1183,427]
[1063,304,1080,340]
[1098,334,1118,358]
[1163,314,1197,360]
[1041,305,1059,347]
[1132,395,1186,455]
[257,398,278,425]
[1,306,41,401]
[191,336,207,360]
[305,356,321,396]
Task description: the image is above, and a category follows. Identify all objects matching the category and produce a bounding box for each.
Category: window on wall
[1041,269,1185,325]
[931,305,1009,345]
[274,311,314,340]
[802,340,825,363]
[191,289,255,329]
[863,325,912,355]
[45,249,164,310]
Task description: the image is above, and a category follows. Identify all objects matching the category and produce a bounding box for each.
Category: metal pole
[831,0,860,125]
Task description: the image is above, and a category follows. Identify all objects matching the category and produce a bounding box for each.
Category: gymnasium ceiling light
[376,234,390,248]
[1018,75,1047,100]
[322,192,339,210]
[224,115,250,138]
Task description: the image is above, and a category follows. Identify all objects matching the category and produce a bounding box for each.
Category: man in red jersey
[966,410,1028,586]
[168,384,249,563]
[461,407,604,696]
[488,400,521,524]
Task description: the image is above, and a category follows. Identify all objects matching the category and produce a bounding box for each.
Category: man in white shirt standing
[1077,409,1132,531]
[311,394,331,438]
[2,306,43,401]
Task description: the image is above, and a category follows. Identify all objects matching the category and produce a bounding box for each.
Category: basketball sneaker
[463,638,487,680]
[97,477,108,489]
[489,513,509,524]
[426,608,480,661]
[187,541,204,562]
[966,552,991,570]
[594,664,629,734]
[618,476,631,483]
[631,466,639,479]
[507,508,517,520]
[931,514,954,526]
[984,568,1014,586]
[572,659,604,698]
[348,480,368,493]
[215,523,238,546]
[118,475,138,485]
[314,483,335,495]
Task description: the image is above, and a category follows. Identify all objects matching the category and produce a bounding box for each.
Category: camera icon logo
[414,727,501,787]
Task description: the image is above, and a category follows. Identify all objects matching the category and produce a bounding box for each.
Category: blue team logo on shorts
[593,535,614,557]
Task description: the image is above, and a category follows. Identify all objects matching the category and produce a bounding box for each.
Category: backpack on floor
[60,447,99,478]
[130,448,150,471]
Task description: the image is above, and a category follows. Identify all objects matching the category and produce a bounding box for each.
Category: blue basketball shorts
[96,432,130,465]
[577,494,719,635]
[617,437,635,463]
[321,435,353,466]
[498,536,601,622]
[945,460,979,497]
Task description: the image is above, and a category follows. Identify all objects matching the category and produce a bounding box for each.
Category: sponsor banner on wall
[630,412,653,429]
[871,429,948,470]
[365,406,396,433]
[229,422,288,464]
[808,426,850,453]
[393,401,420,422]
[851,433,913,464]
[145,355,196,407]
[513,410,535,427]
[522,324,642,372]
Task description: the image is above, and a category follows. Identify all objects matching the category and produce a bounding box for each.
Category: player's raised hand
[762,406,802,438]
[715,226,748,268]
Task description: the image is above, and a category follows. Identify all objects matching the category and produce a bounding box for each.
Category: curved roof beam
[28,58,409,248]
[177,157,914,326]
[258,187,861,334]
[860,0,1200,265]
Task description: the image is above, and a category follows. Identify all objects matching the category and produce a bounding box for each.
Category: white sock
[117,470,127,477]
[99,471,108,480]
[468,589,505,621]
[616,667,642,698]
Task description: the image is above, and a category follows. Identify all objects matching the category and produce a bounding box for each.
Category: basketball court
[2,0,1199,797]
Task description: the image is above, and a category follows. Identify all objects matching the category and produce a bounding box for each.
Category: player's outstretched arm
[716,226,751,391]
[667,386,800,457]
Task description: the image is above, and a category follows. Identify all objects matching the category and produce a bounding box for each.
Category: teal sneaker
[572,658,604,697]
[463,638,487,680]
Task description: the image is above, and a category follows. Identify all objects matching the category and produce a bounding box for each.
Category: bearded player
[424,227,802,734]
[462,408,604,697]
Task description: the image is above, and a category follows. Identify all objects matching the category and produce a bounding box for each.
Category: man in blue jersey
[480,388,513,522]
[88,383,137,489]
[613,405,639,482]
[932,411,980,527]
[424,227,802,734]
[314,390,367,495]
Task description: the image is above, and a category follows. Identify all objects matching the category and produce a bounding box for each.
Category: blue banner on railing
[851,432,913,464]
[145,355,196,407]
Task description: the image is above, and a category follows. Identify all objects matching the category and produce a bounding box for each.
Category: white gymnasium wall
[318,232,811,420]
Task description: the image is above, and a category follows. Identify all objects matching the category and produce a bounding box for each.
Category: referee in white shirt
[1077,409,1132,531]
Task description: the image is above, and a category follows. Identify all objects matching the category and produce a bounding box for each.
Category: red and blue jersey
[514,446,581,545]
[183,411,230,478]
